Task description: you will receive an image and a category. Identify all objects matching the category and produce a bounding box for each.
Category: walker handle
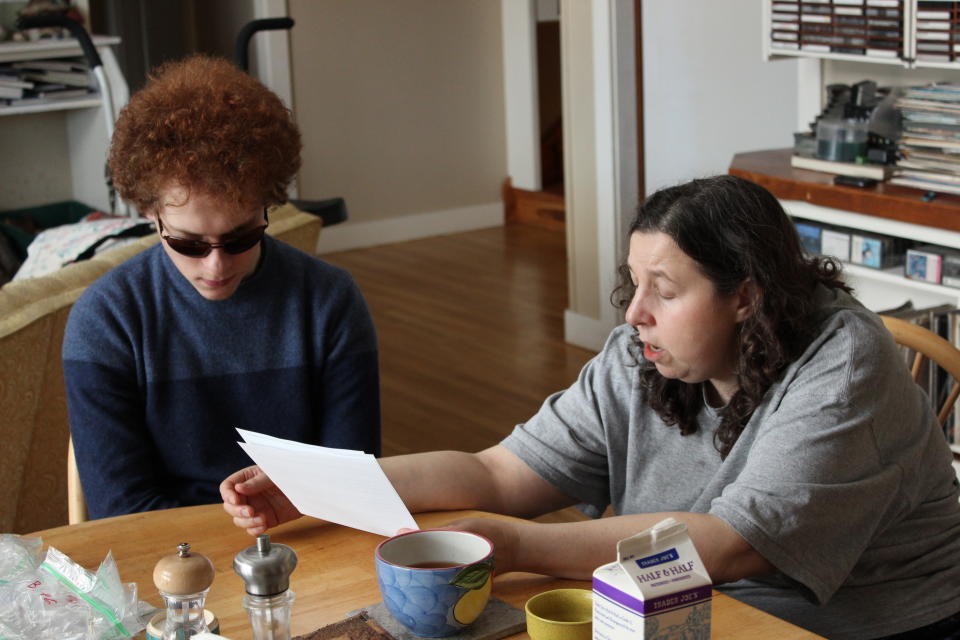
[235,17,295,72]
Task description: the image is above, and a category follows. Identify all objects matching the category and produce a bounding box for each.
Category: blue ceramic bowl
[375,529,494,638]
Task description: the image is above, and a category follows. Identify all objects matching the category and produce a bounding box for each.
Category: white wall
[289,0,507,253]
[562,0,600,325]
[0,113,73,210]
[642,0,800,195]
[502,0,540,191]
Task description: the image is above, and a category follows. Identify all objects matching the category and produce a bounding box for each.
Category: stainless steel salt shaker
[234,534,298,640]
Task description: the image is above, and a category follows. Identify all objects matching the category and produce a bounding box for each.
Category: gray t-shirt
[502,288,960,640]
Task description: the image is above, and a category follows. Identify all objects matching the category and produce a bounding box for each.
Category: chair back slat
[882,315,960,433]
[911,352,924,383]
[940,383,960,427]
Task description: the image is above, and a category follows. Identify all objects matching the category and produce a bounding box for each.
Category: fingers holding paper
[221,463,272,504]
[220,464,302,536]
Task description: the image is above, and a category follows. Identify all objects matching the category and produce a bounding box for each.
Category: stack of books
[0,56,94,107]
[0,74,33,100]
[891,84,960,195]
[790,153,890,180]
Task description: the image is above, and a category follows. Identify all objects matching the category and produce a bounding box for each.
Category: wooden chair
[880,315,960,427]
[67,437,87,525]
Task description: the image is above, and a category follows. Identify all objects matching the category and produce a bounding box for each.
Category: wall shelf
[730,148,960,310]
[0,96,101,116]
[764,0,960,70]
[0,35,128,212]
[0,35,119,64]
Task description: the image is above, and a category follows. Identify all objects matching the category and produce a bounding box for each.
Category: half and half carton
[592,517,712,640]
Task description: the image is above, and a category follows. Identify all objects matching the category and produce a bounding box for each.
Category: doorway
[503,3,565,230]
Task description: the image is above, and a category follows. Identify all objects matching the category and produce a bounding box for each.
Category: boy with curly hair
[63,55,380,519]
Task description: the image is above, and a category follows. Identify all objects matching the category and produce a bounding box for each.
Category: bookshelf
[0,35,127,212]
[729,148,960,311]
[764,0,960,69]
[1,96,100,116]
[0,35,119,63]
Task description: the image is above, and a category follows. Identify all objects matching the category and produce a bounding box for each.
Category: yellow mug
[525,588,592,640]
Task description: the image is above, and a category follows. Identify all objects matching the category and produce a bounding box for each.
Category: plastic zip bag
[0,534,148,639]
[0,534,42,582]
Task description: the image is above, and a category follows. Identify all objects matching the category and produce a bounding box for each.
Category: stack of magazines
[0,55,94,107]
[891,84,960,195]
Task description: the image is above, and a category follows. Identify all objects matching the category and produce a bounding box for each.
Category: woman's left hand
[439,517,524,576]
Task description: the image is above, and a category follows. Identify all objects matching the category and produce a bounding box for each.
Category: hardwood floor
[322,224,595,455]
[321,224,599,522]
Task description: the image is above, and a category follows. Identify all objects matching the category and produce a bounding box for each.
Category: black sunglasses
[157,209,269,258]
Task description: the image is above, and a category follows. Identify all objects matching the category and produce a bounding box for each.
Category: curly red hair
[108,54,301,213]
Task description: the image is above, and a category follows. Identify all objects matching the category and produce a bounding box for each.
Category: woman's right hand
[220,465,302,535]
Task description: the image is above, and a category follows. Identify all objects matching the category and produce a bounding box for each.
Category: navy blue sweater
[63,236,380,519]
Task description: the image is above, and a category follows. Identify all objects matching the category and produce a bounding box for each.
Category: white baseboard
[563,309,615,352]
[315,202,504,254]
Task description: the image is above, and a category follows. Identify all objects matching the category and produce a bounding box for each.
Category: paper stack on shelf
[0,74,33,100]
[892,84,960,195]
[790,154,891,179]
[0,55,95,107]
[12,58,92,87]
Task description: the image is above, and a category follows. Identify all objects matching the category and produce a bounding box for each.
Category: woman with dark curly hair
[222,175,960,639]
[64,55,380,519]
[617,175,852,459]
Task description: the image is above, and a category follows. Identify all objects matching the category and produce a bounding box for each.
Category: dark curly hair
[611,175,851,459]
[108,54,301,213]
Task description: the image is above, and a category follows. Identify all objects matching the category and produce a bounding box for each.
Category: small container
[816,118,869,162]
[592,518,712,639]
[243,591,296,640]
[234,534,298,640]
[525,588,592,640]
[146,610,219,640]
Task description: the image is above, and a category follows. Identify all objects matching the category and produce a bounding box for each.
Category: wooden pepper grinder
[153,542,216,640]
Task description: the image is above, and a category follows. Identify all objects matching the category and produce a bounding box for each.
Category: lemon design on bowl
[451,559,494,625]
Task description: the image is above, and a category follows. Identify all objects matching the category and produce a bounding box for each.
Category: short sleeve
[709,314,913,604]
[501,326,636,516]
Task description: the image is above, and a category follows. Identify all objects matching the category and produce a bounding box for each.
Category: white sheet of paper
[236,428,417,537]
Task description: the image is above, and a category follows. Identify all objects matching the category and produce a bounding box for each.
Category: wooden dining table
[28,504,823,639]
